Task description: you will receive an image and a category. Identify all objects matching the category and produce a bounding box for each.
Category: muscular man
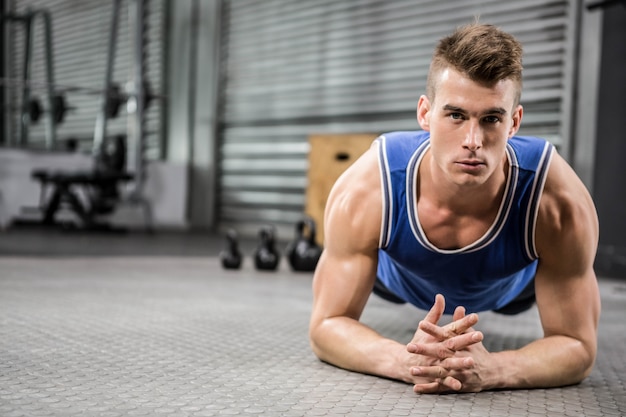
[309,23,600,393]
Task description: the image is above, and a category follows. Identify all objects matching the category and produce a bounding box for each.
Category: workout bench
[31,135,133,229]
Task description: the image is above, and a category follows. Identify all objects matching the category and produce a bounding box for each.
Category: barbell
[0,77,162,124]
[24,94,71,124]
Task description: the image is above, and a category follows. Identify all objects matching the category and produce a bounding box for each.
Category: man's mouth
[457,159,484,166]
[455,159,485,171]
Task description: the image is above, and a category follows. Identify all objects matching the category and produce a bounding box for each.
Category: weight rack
[3,0,156,231]
[4,7,57,148]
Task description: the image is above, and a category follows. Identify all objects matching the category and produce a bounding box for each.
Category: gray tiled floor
[0,230,625,416]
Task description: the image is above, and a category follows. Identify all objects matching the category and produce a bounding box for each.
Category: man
[309,23,600,394]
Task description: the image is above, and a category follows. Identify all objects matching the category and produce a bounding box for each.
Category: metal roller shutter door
[7,0,165,159]
[219,0,579,238]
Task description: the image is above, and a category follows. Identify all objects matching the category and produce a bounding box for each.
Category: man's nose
[463,121,483,151]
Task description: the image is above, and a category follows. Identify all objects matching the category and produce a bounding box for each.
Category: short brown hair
[427,23,524,105]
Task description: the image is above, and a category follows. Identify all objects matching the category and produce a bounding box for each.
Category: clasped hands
[406,294,489,393]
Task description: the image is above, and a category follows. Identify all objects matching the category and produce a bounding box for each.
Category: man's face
[417,67,522,188]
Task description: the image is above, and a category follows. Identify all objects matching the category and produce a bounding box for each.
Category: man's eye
[450,113,463,120]
[484,116,501,123]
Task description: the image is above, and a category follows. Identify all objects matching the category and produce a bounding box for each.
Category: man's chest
[416,203,497,250]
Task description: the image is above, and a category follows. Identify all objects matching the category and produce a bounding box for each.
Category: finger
[422,294,445,325]
[416,325,484,351]
[440,375,463,391]
[408,331,483,359]
[419,313,479,340]
[452,305,466,322]
[453,306,479,333]
[413,377,461,393]
[412,381,442,394]
[407,340,456,360]
[446,331,484,351]
[451,312,479,334]
[439,355,475,370]
[411,368,463,392]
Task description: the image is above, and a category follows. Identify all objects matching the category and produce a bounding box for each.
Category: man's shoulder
[507,135,554,170]
[507,135,550,150]
[379,130,430,143]
[535,150,598,259]
[377,131,430,164]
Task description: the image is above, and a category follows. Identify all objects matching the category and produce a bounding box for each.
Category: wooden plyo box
[305,133,379,246]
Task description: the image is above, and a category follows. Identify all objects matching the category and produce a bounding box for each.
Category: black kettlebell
[286,216,323,272]
[219,228,242,269]
[254,225,280,271]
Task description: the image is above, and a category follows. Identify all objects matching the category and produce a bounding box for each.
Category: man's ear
[417,95,431,131]
[508,104,523,138]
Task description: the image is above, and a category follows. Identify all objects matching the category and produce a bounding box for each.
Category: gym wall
[593,4,626,278]
[217,0,583,239]
[3,1,609,244]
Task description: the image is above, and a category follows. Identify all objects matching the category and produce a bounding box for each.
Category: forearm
[310,316,411,383]
[487,335,596,390]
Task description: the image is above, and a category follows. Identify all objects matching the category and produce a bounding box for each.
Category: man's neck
[419,151,508,217]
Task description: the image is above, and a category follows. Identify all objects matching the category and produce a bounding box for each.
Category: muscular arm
[510,152,598,387]
[470,152,601,390]
[308,145,412,382]
[309,145,483,387]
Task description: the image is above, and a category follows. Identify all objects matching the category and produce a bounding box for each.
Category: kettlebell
[219,228,243,269]
[286,216,323,272]
[254,225,280,271]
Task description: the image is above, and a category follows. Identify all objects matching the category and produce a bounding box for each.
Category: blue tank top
[376,131,554,314]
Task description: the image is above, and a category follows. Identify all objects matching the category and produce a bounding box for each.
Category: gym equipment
[220,229,243,270]
[4,8,58,148]
[2,0,162,153]
[8,93,71,125]
[115,0,154,205]
[27,98,42,123]
[305,134,379,246]
[0,78,155,122]
[285,216,323,272]
[11,0,154,231]
[87,0,154,231]
[31,134,133,229]
[254,225,280,271]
